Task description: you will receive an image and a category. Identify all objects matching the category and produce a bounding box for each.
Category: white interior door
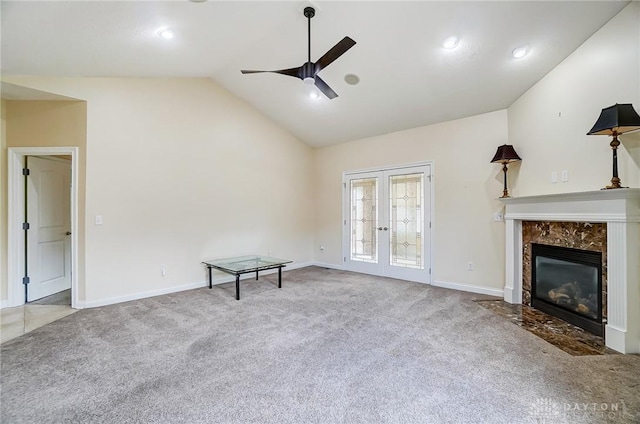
[26,156,72,302]
[343,164,431,283]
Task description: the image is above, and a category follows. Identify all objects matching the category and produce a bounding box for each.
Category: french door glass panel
[344,165,430,283]
[389,173,423,270]
[350,177,378,263]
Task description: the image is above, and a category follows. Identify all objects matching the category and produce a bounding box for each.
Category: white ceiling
[1,1,629,147]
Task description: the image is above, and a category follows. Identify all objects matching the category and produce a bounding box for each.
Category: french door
[343,164,431,283]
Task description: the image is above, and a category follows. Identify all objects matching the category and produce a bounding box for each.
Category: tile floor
[1,291,77,344]
[476,299,618,356]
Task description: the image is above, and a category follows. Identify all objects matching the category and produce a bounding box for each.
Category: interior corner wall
[508,2,640,195]
[313,110,509,292]
[3,77,314,306]
[3,100,88,304]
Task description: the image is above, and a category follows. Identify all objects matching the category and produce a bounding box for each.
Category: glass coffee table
[202,255,293,300]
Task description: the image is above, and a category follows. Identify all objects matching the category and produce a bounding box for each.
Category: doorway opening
[7,147,79,309]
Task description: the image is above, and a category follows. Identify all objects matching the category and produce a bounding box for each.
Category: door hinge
[22,276,30,285]
[428,174,432,181]
[344,220,347,225]
[429,268,431,275]
[343,257,346,262]
[343,182,346,188]
[22,222,30,230]
[23,168,30,176]
[429,222,431,229]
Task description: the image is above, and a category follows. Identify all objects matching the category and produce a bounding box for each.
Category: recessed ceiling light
[442,36,459,50]
[158,29,175,40]
[512,45,530,59]
[344,74,360,85]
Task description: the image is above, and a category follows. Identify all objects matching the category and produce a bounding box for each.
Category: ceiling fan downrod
[303,7,315,83]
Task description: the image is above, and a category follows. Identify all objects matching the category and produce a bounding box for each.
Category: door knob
[383,227,388,231]
[66,231,72,235]
[378,227,383,231]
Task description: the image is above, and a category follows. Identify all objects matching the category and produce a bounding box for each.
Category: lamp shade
[491,144,521,164]
[587,103,640,135]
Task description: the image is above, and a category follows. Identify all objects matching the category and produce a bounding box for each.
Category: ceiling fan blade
[314,76,338,99]
[315,37,356,72]
[241,67,302,78]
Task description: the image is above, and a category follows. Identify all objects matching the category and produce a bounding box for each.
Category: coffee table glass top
[202,255,292,273]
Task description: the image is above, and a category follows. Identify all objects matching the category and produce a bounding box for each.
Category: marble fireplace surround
[501,189,640,354]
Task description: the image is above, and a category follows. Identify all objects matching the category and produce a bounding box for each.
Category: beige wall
[313,110,509,291]
[2,77,314,306]
[508,2,640,195]
[1,100,87,304]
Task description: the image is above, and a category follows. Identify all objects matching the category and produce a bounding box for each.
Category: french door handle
[377,227,388,231]
[378,227,383,231]
[66,231,72,236]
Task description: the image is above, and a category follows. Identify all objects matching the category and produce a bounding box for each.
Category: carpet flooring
[1,267,639,423]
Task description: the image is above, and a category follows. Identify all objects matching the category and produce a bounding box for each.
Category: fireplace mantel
[500,189,640,354]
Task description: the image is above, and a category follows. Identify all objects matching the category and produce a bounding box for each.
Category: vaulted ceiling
[1,1,629,147]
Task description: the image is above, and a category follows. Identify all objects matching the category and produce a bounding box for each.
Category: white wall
[314,110,509,292]
[509,2,640,195]
[2,77,314,306]
[0,100,7,307]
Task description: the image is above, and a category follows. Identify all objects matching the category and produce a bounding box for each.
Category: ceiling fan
[241,7,356,99]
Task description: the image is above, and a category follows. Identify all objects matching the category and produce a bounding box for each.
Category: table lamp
[587,103,640,189]
[491,144,522,198]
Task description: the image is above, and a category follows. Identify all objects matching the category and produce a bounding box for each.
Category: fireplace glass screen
[531,244,602,335]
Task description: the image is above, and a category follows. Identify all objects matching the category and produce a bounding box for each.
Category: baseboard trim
[432,280,504,297]
[0,300,11,309]
[310,262,345,271]
[77,261,315,309]
[38,264,505,309]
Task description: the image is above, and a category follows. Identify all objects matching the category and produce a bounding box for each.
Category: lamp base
[602,176,624,190]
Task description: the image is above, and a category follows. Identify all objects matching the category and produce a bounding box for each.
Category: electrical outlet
[561,170,569,182]
[551,171,558,183]
[161,265,166,276]
[95,215,103,225]
[320,246,325,252]
[467,262,474,271]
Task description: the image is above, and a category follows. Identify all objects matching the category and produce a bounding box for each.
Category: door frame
[342,161,435,284]
[7,147,79,308]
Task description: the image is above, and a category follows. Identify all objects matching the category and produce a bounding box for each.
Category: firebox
[531,243,603,337]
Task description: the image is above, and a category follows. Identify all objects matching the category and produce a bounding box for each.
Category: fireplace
[500,189,640,354]
[531,244,603,337]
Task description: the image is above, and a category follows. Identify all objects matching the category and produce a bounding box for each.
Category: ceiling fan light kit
[241,7,356,99]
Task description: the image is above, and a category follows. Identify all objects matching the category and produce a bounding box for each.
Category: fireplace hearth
[531,244,603,336]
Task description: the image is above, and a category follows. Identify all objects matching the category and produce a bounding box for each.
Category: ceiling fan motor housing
[302,62,315,80]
